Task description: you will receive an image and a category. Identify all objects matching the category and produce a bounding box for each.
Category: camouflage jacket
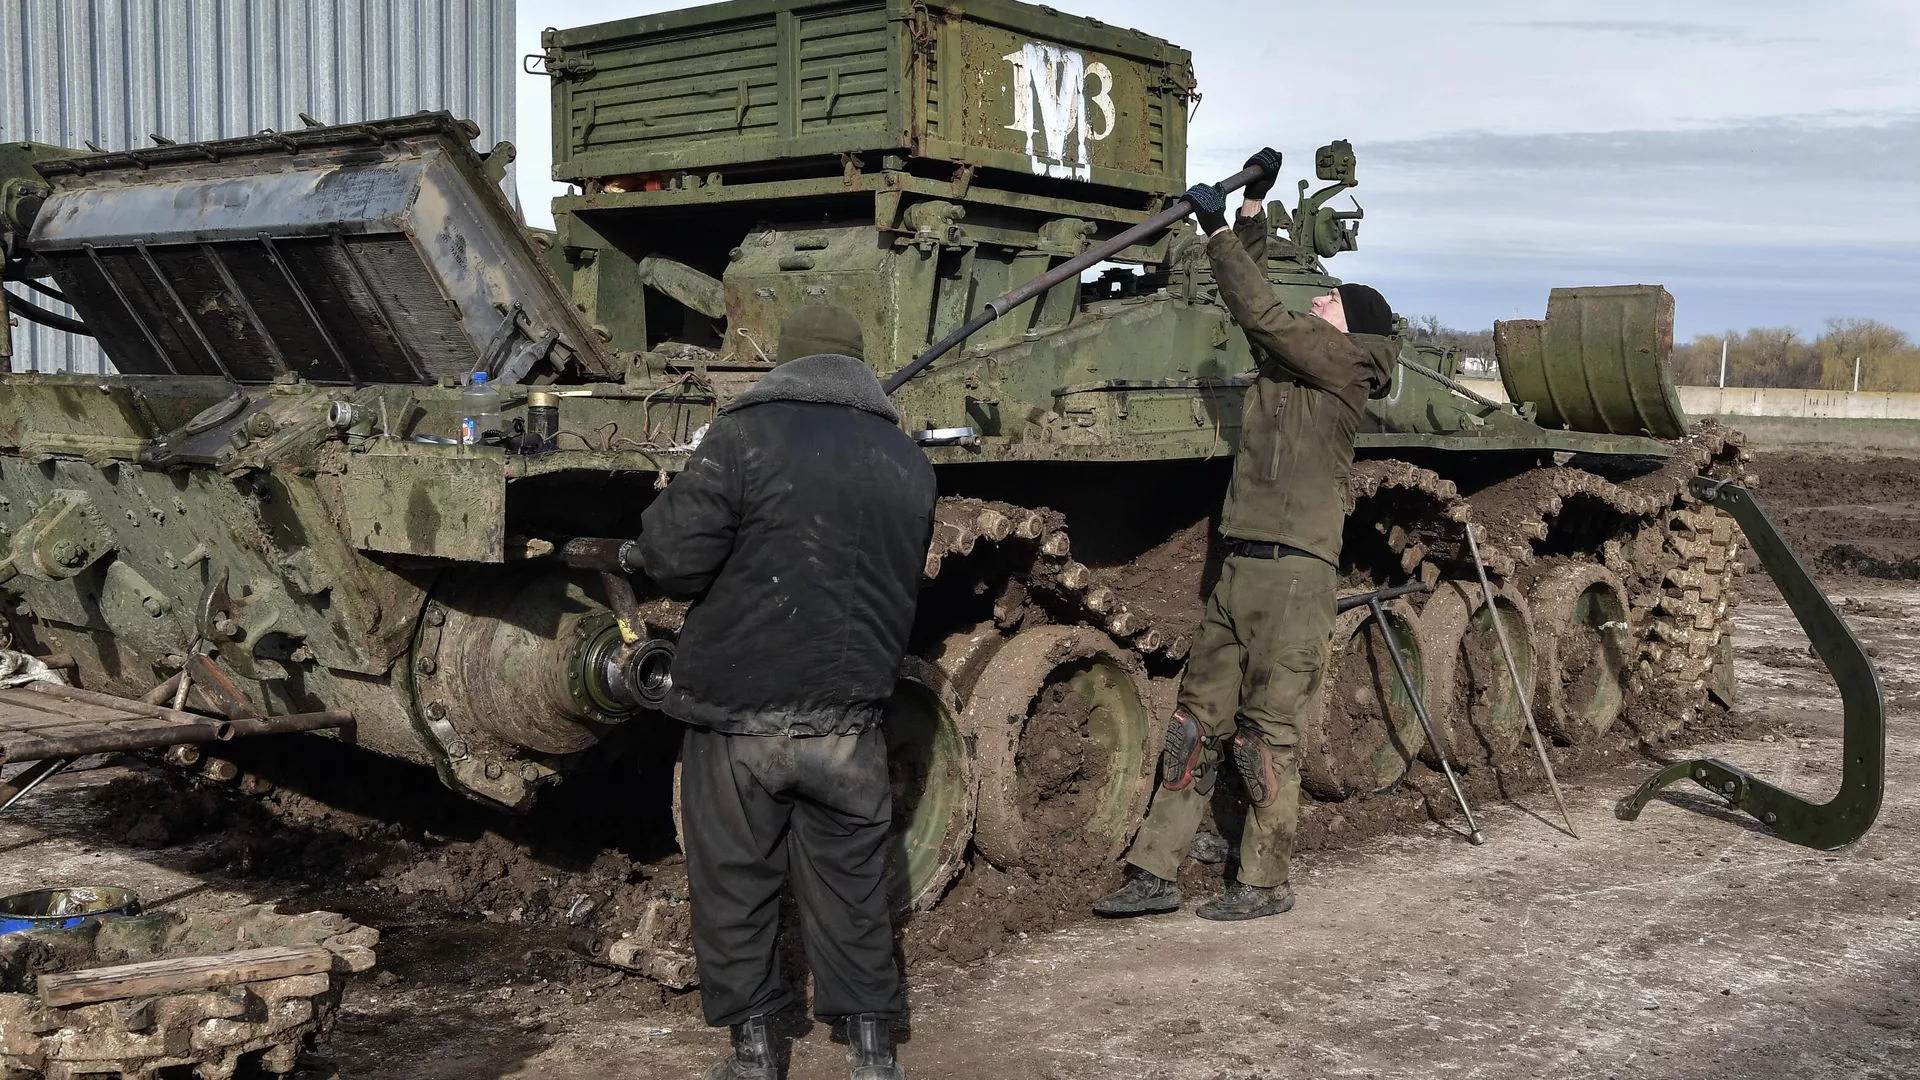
[1207,213,1397,566]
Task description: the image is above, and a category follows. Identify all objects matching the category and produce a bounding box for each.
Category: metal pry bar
[1355,583,1486,845]
[1465,522,1579,838]
[1616,478,1884,849]
[881,160,1272,395]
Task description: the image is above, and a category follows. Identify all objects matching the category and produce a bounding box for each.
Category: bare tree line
[1409,315,1494,359]
[1666,319,1920,392]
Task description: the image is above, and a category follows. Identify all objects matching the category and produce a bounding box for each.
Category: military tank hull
[0,0,1751,935]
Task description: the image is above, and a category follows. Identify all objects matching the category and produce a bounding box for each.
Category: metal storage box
[541,0,1193,196]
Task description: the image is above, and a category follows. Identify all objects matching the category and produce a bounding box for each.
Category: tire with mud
[962,627,1154,869]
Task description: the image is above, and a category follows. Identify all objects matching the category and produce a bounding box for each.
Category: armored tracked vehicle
[0,0,1752,928]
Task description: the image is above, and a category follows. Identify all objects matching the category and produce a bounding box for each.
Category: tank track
[0,907,376,1080]
[920,421,1752,743]
[922,498,1181,657]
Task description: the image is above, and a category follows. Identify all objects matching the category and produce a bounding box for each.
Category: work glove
[1243,147,1283,201]
[1185,182,1228,235]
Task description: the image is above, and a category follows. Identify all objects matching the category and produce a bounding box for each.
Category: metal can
[0,886,141,936]
[527,389,561,450]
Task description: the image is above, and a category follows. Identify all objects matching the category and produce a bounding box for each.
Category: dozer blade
[1494,285,1691,440]
[1615,477,1884,849]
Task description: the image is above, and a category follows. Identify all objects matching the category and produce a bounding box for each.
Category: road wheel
[1300,601,1428,798]
[884,656,977,912]
[1528,564,1632,743]
[1418,580,1537,766]
[964,627,1154,869]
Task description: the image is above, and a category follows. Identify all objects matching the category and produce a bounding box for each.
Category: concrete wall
[1456,378,1920,452]
[1676,386,1920,420]
[1458,380,1920,420]
[1704,415,1920,452]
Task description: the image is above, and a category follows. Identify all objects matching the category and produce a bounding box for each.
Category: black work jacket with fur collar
[636,354,938,736]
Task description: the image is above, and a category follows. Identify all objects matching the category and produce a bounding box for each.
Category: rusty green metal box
[540,0,1193,195]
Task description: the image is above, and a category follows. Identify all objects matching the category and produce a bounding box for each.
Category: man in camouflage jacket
[1096,149,1400,921]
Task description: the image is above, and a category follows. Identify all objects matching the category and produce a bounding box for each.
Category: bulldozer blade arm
[1615,478,1884,850]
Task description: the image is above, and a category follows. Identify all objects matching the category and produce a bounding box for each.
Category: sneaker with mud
[705,1015,780,1080]
[1091,865,1182,917]
[1195,880,1296,922]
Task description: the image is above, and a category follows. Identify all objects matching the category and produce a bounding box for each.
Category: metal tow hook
[1615,478,1885,850]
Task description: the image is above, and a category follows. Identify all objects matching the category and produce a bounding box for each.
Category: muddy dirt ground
[3,450,1918,1079]
[1750,450,1920,581]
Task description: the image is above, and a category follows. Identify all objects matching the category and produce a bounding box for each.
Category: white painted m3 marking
[1003,42,1114,180]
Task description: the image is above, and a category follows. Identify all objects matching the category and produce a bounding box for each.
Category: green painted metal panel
[540,0,1191,196]
[341,444,507,563]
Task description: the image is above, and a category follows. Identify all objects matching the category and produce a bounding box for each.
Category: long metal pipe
[1,287,93,336]
[0,704,351,765]
[556,537,630,572]
[1366,593,1485,845]
[1,721,233,764]
[882,162,1270,395]
[1464,523,1578,838]
[1337,579,1430,614]
[222,712,356,739]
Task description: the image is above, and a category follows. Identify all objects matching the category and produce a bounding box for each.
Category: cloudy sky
[517,0,1920,339]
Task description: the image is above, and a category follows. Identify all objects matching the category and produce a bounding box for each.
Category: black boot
[1091,865,1182,917]
[845,1013,905,1080]
[703,1014,779,1080]
[1195,879,1296,922]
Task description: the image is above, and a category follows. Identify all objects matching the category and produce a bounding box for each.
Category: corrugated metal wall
[1,0,517,374]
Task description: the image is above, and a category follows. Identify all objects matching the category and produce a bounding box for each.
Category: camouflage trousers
[1126,553,1335,888]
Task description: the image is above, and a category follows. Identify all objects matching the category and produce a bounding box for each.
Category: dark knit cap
[1336,283,1394,337]
[776,304,866,364]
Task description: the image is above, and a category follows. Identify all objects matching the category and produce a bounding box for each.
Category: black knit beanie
[1336,284,1394,337]
[776,304,866,364]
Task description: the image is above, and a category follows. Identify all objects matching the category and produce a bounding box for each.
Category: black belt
[1225,538,1315,560]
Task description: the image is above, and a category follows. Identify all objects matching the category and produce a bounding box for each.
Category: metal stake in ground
[1363,592,1486,846]
[1464,523,1579,838]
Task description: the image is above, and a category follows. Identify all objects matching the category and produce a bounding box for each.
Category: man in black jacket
[637,304,936,1080]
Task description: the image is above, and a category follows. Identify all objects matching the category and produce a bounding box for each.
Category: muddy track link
[0,907,375,1080]
[926,422,1751,745]
[922,497,1180,657]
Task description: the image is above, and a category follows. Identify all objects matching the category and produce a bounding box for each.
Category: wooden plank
[37,945,334,1007]
[0,706,153,733]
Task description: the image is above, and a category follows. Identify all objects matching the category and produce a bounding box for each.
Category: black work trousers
[681,724,904,1027]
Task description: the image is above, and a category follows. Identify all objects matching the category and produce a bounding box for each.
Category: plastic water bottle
[460,372,501,445]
